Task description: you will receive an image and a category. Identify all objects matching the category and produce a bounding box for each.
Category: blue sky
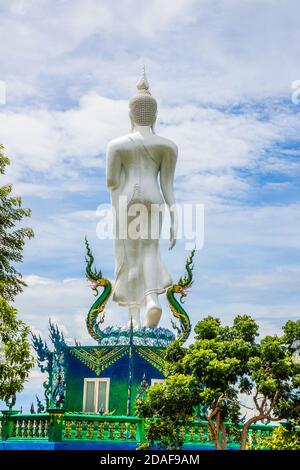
[0,0,300,410]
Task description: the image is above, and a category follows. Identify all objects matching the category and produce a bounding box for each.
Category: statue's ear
[129,111,134,132]
[151,111,157,134]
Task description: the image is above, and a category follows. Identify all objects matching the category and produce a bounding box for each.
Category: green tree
[179,315,258,450]
[240,321,300,448]
[136,315,300,450]
[137,374,199,450]
[0,297,34,403]
[260,420,300,450]
[0,145,34,404]
[0,144,34,301]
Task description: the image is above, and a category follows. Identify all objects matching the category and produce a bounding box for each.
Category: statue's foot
[145,301,162,328]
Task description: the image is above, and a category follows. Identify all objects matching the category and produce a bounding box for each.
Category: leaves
[0,297,34,402]
[260,421,300,450]
[136,314,300,450]
[194,316,221,340]
[0,145,34,403]
[137,374,199,420]
[232,315,259,343]
[0,145,34,302]
[0,144,9,174]
[136,374,199,450]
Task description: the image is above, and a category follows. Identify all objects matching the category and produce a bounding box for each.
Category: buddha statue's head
[129,66,157,132]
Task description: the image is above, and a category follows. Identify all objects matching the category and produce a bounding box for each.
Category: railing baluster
[29,419,34,438]
[198,426,205,442]
[0,413,277,448]
[34,420,39,438]
[19,419,24,438]
[23,420,28,438]
[40,419,46,438]
[64,420,72,439]
[75,420,82,439]
[97,421,104,439]
[129,422,136,440]
[119,422,126,440]
[189,425,195,442]
[11,420,17,438]
[87,421,94,439]
[108,422,115,440]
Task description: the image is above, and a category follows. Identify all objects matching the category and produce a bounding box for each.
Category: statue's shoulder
[155,135,178,156]
[107,135,132,153]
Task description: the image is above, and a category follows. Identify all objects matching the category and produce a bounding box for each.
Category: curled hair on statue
[129,66,157,133]
[129,110,157,134]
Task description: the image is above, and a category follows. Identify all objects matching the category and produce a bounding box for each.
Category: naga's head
[174,283,191,303]
[88,275,108,295]
[85,237,108,293]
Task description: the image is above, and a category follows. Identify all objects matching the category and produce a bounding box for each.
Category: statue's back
[108,132,176,206]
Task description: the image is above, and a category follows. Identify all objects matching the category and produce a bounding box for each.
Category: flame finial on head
[137,65,150,94]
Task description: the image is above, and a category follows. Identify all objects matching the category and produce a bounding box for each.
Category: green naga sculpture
[85,237,112,343]
[85,237,195,345]
[167,248,195,342]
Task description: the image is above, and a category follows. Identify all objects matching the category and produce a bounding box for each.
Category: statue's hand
[169,226,176,250]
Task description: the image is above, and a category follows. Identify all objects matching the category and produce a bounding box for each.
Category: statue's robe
[110,135,172,307]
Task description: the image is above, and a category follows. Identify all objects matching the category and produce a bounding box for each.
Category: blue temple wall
[64,346,165,415]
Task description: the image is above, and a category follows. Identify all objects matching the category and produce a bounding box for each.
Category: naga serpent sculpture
[85,237,112,343]
[166,248,195,342]
[85,237,195,344]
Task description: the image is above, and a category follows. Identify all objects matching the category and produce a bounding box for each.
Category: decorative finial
[129,65,157,129]
[137,64,150,93]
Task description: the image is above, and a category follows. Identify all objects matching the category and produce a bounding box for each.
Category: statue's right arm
[106,143,121,191]
[160,144,178,250]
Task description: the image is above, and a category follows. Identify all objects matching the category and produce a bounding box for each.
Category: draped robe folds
[110,135,172,308]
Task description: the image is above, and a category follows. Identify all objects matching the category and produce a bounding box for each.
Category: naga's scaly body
[85,238,112,343]
[166,249,195,343]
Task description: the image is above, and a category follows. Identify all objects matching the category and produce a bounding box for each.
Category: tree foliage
[0,297,34,403]
[260,420,300,450]
[0,144,34,301]
[136,315,300,450]
[0,145,34,404]
[137,374,198,449]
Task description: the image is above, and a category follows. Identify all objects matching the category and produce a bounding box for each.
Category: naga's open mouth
[88,278,102,291]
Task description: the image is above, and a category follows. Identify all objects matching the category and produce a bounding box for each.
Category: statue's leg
[126,307,141,328]
[145,292,162,328]
[142,239,162,328]
[126,239,139,282]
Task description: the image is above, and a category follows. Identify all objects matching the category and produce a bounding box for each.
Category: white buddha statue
[106,67,177,329]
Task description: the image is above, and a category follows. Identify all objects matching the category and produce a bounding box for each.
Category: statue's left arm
[106,142,121,191]
[160,145,178,250]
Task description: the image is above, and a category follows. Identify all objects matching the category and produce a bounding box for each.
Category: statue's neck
[132,125,152,136]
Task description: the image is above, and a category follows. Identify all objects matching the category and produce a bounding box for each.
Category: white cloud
[1,93,299,206]
[1,0,300,106]
[0,94,128,178]
[0,0,196,85]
